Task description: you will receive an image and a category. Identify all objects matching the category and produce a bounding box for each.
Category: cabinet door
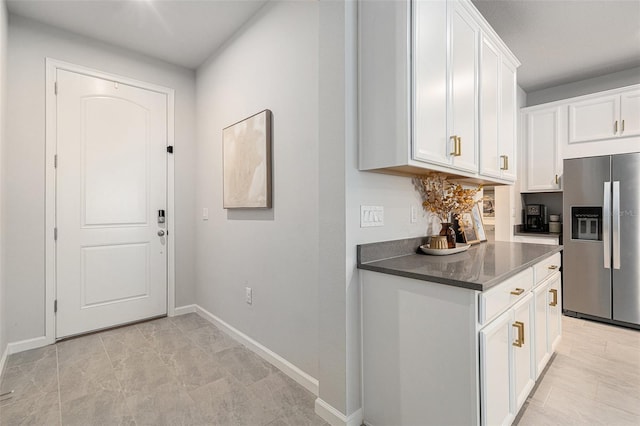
[499,60,517,181]
[526,108,562,191]
[620,89,640,138]
[547,274,562,353]
[533,282,550,379]
[512,293,535,412]
[479,35,501,179]
[568,94,619,143]
[449,2,479,173]
[480,309,513,426]
[413,0,449,166]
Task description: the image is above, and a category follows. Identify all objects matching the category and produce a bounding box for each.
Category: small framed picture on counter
[458,213,480,245]
[471,202,487,242]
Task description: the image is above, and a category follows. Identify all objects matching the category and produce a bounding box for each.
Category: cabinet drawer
[479,268,534,325]
[534,253,561,285]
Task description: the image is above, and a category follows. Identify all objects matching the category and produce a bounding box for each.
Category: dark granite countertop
[357,237,563,292]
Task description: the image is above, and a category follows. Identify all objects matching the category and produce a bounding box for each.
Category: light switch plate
[203,208,209,220]
[411,205,418,223]
[361,205,384,227]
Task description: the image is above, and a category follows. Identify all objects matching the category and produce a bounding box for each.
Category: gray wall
[0,0,7,361]
[526,66,640,106]
[4,16,197,343]
[194,1,320,379]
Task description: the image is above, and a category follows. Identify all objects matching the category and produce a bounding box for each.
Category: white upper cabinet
[413,0,448,166]
[620,89,640,137]
[448,2,480,173]
[568,89,640,143]
[479,34,518,182]
[359,0,520,184]
[523,106,563,192]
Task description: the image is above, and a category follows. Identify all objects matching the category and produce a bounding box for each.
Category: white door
[56,69,168,338]
[512,293,535,413]
[449,1,479,173]
[533,282,550,379]
[479,34,501,179]
[568,94,619,143]
[526,108,561,191]
[479,309,513,426]
[547,275,562,353]
[620,89,640,138]
[499,59,517,181]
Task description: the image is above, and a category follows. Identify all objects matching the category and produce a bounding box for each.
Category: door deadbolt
[158,209,165,223]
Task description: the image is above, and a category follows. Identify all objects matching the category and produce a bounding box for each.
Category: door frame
[45,58,176,343]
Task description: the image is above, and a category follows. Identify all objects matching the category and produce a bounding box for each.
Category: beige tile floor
[516,315,640,426]
[0,314,329,426]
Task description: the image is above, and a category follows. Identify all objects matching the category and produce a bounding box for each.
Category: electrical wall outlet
[411,205,418,223]
[245,287,252,305]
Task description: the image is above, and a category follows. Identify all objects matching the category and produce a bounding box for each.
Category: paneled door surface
[56,69,167,338]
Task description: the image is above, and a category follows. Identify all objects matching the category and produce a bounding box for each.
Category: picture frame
[471,202,487,242]
[458,213,481,245]
[222,110,272,209]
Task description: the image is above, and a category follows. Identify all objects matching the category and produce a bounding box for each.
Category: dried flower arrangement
[414,173,482,223]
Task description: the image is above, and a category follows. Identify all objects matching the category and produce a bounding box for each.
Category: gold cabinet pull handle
[512,321,525,347]
[614,120,618,134]
[510,288,525,296]
[456,137,462,156]
[622,119,625,133]
[555,174,559,185]
[548,265,558,270]
[500,155,509,170]
[450,135,457,156]
[549,288,558,307]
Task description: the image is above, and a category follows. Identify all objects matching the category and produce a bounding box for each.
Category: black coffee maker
[525,204,548,232]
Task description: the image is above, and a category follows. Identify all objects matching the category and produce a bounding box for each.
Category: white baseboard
[0,344,8,376]
[195,305,319,396]
[172,304,197,316]
[7,335,49,355]
[315,398,363,426]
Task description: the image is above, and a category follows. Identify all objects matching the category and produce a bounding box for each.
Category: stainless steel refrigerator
[563,153,640,328]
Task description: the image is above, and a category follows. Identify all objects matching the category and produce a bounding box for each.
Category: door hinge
[54,300,57,314]
[166,146,173,154]
[54,82,58,95]
[54,227,57,241]
[54,155,57,168]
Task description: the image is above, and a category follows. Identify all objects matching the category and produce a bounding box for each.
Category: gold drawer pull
[512,321,525,347]
[548,265,558,270]
[549,288,558,307]
[510,288,525,296]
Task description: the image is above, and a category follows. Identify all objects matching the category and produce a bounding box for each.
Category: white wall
[4,15,196,343]
[0,0,7,363]
[526,66,640,106]
[195,2,319,378]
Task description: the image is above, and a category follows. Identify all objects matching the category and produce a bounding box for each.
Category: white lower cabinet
[480,293,534,426]
[533,271,562,378]
[361,252,562,426]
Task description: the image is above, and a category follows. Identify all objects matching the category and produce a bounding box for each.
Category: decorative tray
[420,243,471,256]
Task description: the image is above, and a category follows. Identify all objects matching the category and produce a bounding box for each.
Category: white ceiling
[6,0,268,69]
[472,0,640,92]
[6,0,640,90]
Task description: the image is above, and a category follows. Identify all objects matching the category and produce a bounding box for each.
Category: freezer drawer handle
[510,288,525,296]
[547,265,558,270]
[512,321,525,347]
[549,289,558,307]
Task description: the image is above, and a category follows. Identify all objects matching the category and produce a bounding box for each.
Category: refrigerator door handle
[603,181,611,269]
[613,181,621,270]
